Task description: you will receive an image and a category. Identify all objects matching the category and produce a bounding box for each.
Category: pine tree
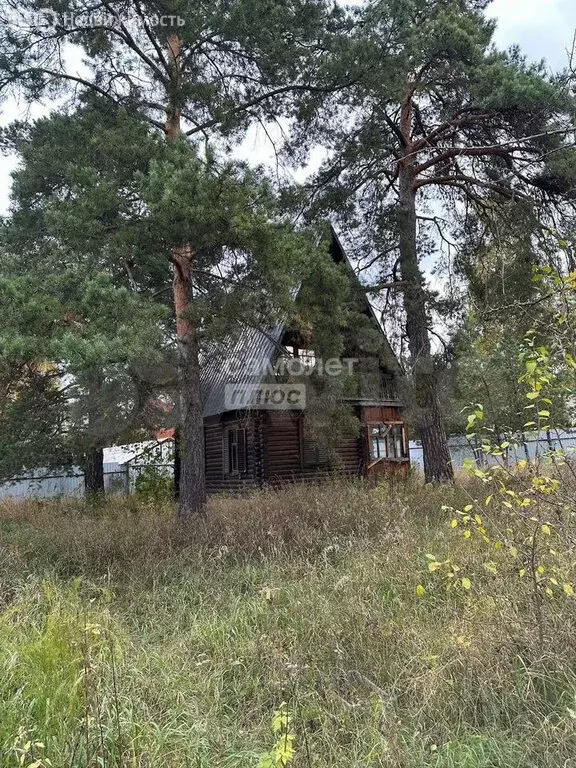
[1,97,334,502]
[0,0,340,514]
[0,249,171,492]
[297,0,575,482]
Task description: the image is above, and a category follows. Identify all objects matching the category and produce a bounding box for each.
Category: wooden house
[200,228,409,492]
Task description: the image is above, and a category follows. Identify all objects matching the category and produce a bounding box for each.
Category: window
[369,423,407,461]
[297,348,316,368]
[303,439,329,468]
[285,345,316,369]
[225,427,247,474]
[301,418,329,468]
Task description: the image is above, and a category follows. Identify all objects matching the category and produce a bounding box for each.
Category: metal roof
[200,322,285,417]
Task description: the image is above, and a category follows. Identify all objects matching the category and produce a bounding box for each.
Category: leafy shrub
[134,465,174,504]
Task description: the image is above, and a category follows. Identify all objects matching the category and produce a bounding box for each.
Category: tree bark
[173,425,181,500]
[398,158,454,483]
[172,245,206,516]
[84,446,104,497]
[166,34,206,517]
[84,371,105,498]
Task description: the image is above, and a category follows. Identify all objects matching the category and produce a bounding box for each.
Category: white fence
[0,461,173,501]
[0,439,176,501]
[409,429,576,471]
[0,463,126,500]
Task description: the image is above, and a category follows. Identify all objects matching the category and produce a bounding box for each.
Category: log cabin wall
[263,411,363,483]
[203,406,409,492]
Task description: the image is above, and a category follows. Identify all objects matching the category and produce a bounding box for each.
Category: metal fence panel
[0,463,130,500]
[409,429,576,471]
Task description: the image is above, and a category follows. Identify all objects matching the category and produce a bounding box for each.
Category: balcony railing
[344,371,399,402]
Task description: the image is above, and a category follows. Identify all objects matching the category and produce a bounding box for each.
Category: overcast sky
[1,0,575,214]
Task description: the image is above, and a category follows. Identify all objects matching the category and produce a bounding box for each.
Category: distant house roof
[103,437,174,465]
[199,225,400,418]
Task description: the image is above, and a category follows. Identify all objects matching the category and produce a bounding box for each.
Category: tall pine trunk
[398,161,454,483]
[84,446,104,497]
[172,245,206,515]
[173,426,181,500]
[166,35,206,517]
[84,373,105,497]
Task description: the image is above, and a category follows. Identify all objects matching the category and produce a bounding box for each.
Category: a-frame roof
[328,226,400,375]
[200,226,400,417]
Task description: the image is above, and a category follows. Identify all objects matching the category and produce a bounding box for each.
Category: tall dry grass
[1,478,575,767]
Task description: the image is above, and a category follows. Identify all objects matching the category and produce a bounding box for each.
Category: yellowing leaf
[563,583,574,597]
[461,577,472,590]
[541,524,551,535]
[416,584,426,597]
[451,519,458,528]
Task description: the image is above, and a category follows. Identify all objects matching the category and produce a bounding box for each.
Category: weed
[0,479,575,766]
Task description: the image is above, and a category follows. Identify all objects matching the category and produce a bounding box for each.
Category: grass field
[1,478,575,767]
